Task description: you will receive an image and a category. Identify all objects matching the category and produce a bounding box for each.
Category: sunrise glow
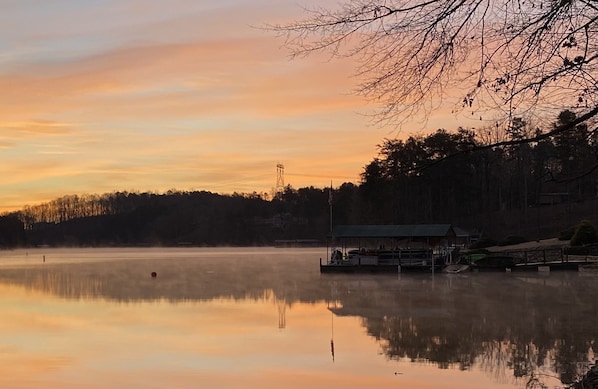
[0,1,464,212]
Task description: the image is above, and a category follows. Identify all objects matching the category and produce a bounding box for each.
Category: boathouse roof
[332,224,455,239]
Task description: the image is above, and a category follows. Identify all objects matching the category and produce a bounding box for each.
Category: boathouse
[331,224,457,248]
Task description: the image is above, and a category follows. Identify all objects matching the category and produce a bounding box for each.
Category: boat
[443,263,470,273]
[319,224,457,273]
[320,246,448,273]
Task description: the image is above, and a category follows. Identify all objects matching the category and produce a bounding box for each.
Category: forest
[1,110,597,248]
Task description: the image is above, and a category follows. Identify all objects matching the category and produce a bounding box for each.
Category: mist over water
[0,247,596,388]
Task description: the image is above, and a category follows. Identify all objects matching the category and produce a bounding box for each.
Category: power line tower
[276,163,285,194]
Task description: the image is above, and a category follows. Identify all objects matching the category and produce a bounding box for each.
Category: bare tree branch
[267,0,598,136]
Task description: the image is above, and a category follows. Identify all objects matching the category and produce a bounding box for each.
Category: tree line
[0,110,597,248]
[361,110,598,224]
[0,188,342,247]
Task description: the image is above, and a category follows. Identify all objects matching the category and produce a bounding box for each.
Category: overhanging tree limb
[268,0,598,133]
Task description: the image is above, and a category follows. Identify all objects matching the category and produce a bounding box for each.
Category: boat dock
[319,224,598,273]
[470,247,598,272]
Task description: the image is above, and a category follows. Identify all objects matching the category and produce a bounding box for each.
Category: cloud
[1,120,74,136]
[0,1,402,211]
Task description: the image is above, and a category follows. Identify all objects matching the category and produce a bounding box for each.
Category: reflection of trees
[0,252,325,304]
[327,274,598,386]
[1,256,596,386]
[29,271,104,299]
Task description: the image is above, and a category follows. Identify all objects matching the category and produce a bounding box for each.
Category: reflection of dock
[513,260,582,271]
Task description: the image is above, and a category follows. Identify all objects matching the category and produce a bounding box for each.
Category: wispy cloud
[0,1,448,211]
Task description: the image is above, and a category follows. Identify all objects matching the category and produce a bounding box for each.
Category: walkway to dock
[490,247,598,271]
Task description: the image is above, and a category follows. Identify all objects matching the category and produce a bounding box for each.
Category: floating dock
[469,247,598,272]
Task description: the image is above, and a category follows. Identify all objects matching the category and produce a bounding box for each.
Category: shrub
[570,220,598,246]
[559,226,576,241]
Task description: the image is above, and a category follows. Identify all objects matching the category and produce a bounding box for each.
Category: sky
[0,0,463,212]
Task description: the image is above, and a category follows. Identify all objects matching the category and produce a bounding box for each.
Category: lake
[0,247,596,388]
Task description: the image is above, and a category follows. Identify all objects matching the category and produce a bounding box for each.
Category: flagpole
[329,181,333,245]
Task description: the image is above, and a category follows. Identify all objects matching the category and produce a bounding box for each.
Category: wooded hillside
[2,110,597,248]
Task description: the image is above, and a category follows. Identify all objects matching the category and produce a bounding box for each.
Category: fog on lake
[0,247,596,388]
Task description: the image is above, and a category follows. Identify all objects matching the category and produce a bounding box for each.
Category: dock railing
[500,247,598,266]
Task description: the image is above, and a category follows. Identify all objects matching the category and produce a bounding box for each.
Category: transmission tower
[276,163,285,194]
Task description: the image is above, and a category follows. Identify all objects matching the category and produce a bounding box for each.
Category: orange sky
[0,1,466,212]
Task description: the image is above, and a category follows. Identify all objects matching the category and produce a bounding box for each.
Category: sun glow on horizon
[0,1,461,213]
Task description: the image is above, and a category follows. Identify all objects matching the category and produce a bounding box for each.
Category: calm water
[0,247,596,389]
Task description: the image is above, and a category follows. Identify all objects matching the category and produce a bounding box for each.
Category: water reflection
[0,247,596,388]
[329,273,597,386]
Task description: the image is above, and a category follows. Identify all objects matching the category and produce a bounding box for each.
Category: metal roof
[332,224,454,239]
